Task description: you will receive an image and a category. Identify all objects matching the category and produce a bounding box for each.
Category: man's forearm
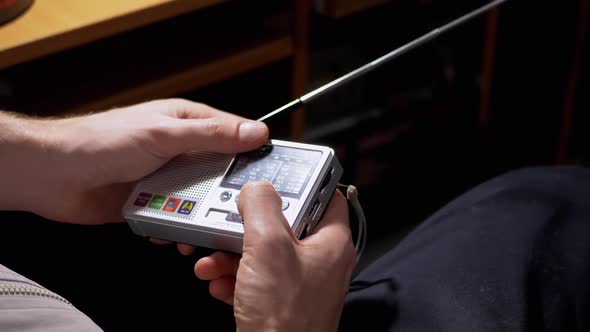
[0,112,53,211]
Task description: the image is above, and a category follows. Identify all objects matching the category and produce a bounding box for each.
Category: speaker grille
[131,151,233,220]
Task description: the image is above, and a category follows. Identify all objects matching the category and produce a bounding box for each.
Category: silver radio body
[122,140,343,253]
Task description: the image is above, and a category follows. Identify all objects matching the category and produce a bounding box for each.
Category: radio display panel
[220,145,323,198]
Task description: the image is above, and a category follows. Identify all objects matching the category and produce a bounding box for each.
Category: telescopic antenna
[258,0,507,122]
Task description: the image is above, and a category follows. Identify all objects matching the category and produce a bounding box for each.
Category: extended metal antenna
[258,0,507,122]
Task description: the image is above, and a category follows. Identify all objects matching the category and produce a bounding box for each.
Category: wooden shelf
[313,0,390,18]
[79,37,292,114]
[0,3,293,115]
[0,0,227,69]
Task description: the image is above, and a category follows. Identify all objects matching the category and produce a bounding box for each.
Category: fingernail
[239,121,267,142]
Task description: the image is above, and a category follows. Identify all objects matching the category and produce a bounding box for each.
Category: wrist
[237,307,338,332]
[238,317,337,332]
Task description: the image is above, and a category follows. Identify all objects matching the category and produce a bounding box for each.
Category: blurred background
[0,0,588,330]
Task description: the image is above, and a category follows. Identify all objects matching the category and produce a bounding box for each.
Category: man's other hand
[195,182,356,332]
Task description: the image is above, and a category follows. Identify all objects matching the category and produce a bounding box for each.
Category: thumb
[142,99,269,156]
[237,181,296,250]
[173,118,269,154]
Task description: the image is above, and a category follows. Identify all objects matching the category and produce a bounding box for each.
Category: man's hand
[0,99,268,226]
[195,182,356,332]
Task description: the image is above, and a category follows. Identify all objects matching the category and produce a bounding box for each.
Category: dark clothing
[341,166,590,331]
